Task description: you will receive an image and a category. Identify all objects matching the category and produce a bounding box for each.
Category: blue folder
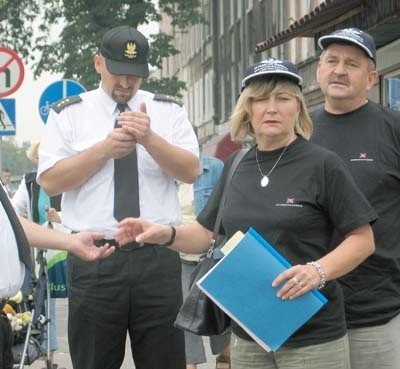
[197,227,327,352]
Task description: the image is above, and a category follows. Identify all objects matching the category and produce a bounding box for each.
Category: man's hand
[103,127,137,160]
[117,103,152,145]
[46,207,61,223]
[19,216,116,261]
[68,232,115,261]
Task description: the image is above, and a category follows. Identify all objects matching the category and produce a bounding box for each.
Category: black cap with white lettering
[318,27,376,63]
[241,58,303,91]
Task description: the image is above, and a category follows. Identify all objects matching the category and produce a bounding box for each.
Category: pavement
[24,299,218,369]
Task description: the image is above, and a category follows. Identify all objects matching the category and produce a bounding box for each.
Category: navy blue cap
[318,28,376,63]
[241,58,303,90]
[100,26,149,77]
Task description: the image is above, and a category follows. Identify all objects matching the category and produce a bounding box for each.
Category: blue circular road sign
[38,79,86,123]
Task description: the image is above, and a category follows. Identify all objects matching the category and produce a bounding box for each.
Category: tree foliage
[0,0,204,95]
[142,76,186,98]
[1,139,33,177]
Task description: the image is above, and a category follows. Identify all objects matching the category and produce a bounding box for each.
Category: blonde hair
[230,78,313,141]
[26,141,40,163]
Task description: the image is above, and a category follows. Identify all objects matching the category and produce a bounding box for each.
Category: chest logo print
[350,152,374,162]
[275,197,303,208]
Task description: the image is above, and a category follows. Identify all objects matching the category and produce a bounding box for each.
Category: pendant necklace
[255,145,289,187]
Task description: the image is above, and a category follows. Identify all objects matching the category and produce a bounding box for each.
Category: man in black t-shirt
[310,27,400,369]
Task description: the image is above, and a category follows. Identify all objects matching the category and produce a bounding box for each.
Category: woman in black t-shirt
[115,59,376,369]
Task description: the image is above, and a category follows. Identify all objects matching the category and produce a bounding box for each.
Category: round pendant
[260,176,269,187]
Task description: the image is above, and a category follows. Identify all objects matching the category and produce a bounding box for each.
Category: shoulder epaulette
[153,93,183,107]
[52,95,82,113]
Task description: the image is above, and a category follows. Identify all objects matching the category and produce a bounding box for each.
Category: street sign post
[0,47,25,98]
[0,98,16,136]
[38,79,86,123]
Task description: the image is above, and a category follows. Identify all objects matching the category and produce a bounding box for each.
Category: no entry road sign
[0,47,25,98]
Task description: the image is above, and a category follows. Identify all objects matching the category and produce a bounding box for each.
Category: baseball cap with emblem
[318,27,376,63]
[100,25,149,77]
[241,58,303,90]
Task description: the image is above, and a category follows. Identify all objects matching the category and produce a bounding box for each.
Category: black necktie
[113,103,140,220]
[0,185,32,271]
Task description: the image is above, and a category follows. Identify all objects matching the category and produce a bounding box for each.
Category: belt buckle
[118,241,143,252]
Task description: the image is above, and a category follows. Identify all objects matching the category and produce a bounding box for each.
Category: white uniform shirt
[0,184,25,298]
[11,176,32,220]
[37,88,199,237]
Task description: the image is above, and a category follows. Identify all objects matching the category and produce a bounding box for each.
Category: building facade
[160,0,400,152]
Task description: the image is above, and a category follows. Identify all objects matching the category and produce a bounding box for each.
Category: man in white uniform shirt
[37,26,200,369]
[0,183,114,369]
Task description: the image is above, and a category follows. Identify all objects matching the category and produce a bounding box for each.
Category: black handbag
[174,148,248,336]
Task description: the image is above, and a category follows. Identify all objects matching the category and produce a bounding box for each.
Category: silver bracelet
[306,261,326,289]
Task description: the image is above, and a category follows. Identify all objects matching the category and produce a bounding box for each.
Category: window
[205,1,211,37]
[247,10,253,55]
[220,74,225,122]
[220,0,225,36]
[383,71,400,111]
[204,70,214,122]
[238,0,243,16]
[230,1,235,26]
[231,64,238,110]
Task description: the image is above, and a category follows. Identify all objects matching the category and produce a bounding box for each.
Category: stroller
[9,249,64,369]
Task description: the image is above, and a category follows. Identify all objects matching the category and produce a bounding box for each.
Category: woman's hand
[115,218,172,246]
[272,264,321,300]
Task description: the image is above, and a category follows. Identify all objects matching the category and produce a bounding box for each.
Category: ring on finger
[292,277,299,285]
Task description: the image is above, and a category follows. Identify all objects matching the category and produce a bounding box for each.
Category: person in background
[1,181,114,369]
[1,168,14,198]
[37,25,199,369]
[179,154,231,369]
[115,58,376,369]
[310,27,400,369]
[11,141,62,365]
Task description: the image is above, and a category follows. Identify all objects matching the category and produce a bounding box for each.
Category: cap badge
[124,42,137,59]
[257,58,288,72]
[335,28,364,44]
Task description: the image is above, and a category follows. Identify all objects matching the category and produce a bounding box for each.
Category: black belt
[181,259,199,266]
[71,231,156,252]
[94,238,155,252]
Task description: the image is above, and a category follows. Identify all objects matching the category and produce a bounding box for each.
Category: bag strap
[210,148,249,251]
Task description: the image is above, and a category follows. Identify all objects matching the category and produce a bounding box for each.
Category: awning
[214,133,242,162]
[255,0,364,53]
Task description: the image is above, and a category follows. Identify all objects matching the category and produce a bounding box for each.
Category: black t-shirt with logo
[197,137,377,347]
[310,101,400,328]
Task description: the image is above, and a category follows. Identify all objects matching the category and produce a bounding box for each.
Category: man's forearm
[143,132,200,183]
[39,142,109,196]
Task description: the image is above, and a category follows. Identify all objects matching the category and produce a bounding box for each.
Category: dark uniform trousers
[67,243,185,369]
